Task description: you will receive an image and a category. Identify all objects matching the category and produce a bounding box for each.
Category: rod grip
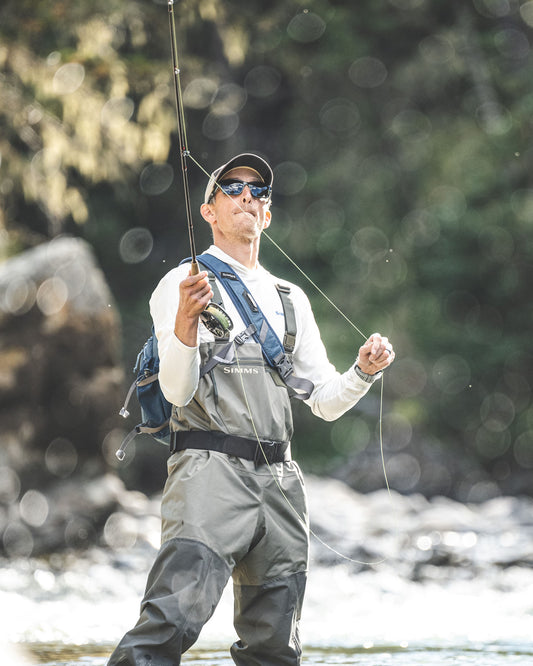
[190,260,199,276]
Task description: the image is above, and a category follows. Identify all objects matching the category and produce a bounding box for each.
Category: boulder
[0,236,124,496]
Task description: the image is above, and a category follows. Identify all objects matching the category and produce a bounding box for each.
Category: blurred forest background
[1,0,533,503]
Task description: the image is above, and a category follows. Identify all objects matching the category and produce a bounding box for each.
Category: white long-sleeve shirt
[149,245,374,422]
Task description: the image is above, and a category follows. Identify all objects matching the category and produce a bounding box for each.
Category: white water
[1,479,533,660]
[1,544,532,653]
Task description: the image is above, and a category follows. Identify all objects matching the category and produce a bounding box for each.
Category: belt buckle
[254,441,276,466]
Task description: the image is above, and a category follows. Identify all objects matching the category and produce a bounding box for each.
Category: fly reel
[200,302,233,338]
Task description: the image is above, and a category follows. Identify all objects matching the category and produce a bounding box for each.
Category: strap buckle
[273,352,293,380]
[234,323,256,345]
[254,441,279,466]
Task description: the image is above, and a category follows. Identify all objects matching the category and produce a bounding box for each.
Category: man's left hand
[357,333,395,375]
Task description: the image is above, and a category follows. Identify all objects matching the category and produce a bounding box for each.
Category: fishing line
[167,3,392,563]
[233,343,387,567]
[262,231,369,341]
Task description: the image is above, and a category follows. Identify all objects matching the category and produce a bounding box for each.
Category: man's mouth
[234,208,256,219]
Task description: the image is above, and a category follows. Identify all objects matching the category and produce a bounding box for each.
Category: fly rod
[167,0,232,337]
[168,0,197,272]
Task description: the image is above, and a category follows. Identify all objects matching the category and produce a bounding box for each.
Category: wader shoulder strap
[196,253,314,401]
[275,284,296,353]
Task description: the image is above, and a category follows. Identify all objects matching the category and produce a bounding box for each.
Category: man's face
[204,167,272,243]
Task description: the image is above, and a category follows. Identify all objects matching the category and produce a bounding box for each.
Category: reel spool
[200,302,233,338]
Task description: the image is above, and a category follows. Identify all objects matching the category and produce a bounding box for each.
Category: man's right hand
[174,270,213,347]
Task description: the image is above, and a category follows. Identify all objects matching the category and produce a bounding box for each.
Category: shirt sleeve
[290,285,376,422]
[149,265,201,407]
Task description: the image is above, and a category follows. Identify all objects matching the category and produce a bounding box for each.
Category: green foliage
[1,0,532,494]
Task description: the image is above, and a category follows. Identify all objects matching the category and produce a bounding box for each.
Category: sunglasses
[214,179,272,201]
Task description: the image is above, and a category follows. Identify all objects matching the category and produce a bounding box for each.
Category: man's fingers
[357,333,395,374]
[182,270,209,286]
[179,271,213,317]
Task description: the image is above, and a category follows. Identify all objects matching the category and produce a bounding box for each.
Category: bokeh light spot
[520,1,533,27]
[3,522,34,557]
[52,62,85,95]
[513,431,533,468]
[432,354,471,395]
[19,490,49,528]
[388,358,428,398]
[387,453,421,492]
[480,393,516,432]
[368,252,407,289]
[319,98,360,134]
[244,66,282,98]
[494,28,530,59]
[382,412,413,451]
[287,12,326,43]
[211,83,247,114]
[119,227,154,264]
[273,161,307,196]
[351,226,389,263]
[100,97,135,128]
[330,415,371,455]
[419,35,455,64]
[45,437,79,478]
[476,103,513,135]
[427,185,466,222]
[103,512,138,550]
[401,209,440,247]
[0,466,21,503]
[202,111,239,141]
[1,276,37,315]
[47,51,61,67]
[36,277,68,316]
[473,0,512,18]
[140,162,174,196]
[475,426,511,459]
[348,57,388,88]
[183,78,217,109]
[389,109,432,142]
[510,188,533,222]
[65,517,96,549]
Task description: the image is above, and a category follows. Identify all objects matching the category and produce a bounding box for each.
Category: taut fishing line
[167,0,392,566]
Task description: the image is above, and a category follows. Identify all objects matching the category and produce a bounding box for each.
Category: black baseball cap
[204,153,273,203]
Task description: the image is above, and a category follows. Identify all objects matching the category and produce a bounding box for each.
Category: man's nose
[241,184,253,201]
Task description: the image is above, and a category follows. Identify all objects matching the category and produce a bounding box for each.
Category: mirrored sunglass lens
[221,182,244,195]
[250,185,270,197]
[219,181,270,198]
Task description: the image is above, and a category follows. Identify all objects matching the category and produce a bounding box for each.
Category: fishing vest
[172,256,310,444]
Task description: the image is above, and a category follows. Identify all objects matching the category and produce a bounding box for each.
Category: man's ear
[264,209,272,228]
[200,203,215,224]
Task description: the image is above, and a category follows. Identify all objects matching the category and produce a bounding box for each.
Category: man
[108,153,395,666]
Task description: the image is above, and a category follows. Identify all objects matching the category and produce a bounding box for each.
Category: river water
[2,477,533,664]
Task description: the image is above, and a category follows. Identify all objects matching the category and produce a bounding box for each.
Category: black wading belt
[170,430,291,465]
